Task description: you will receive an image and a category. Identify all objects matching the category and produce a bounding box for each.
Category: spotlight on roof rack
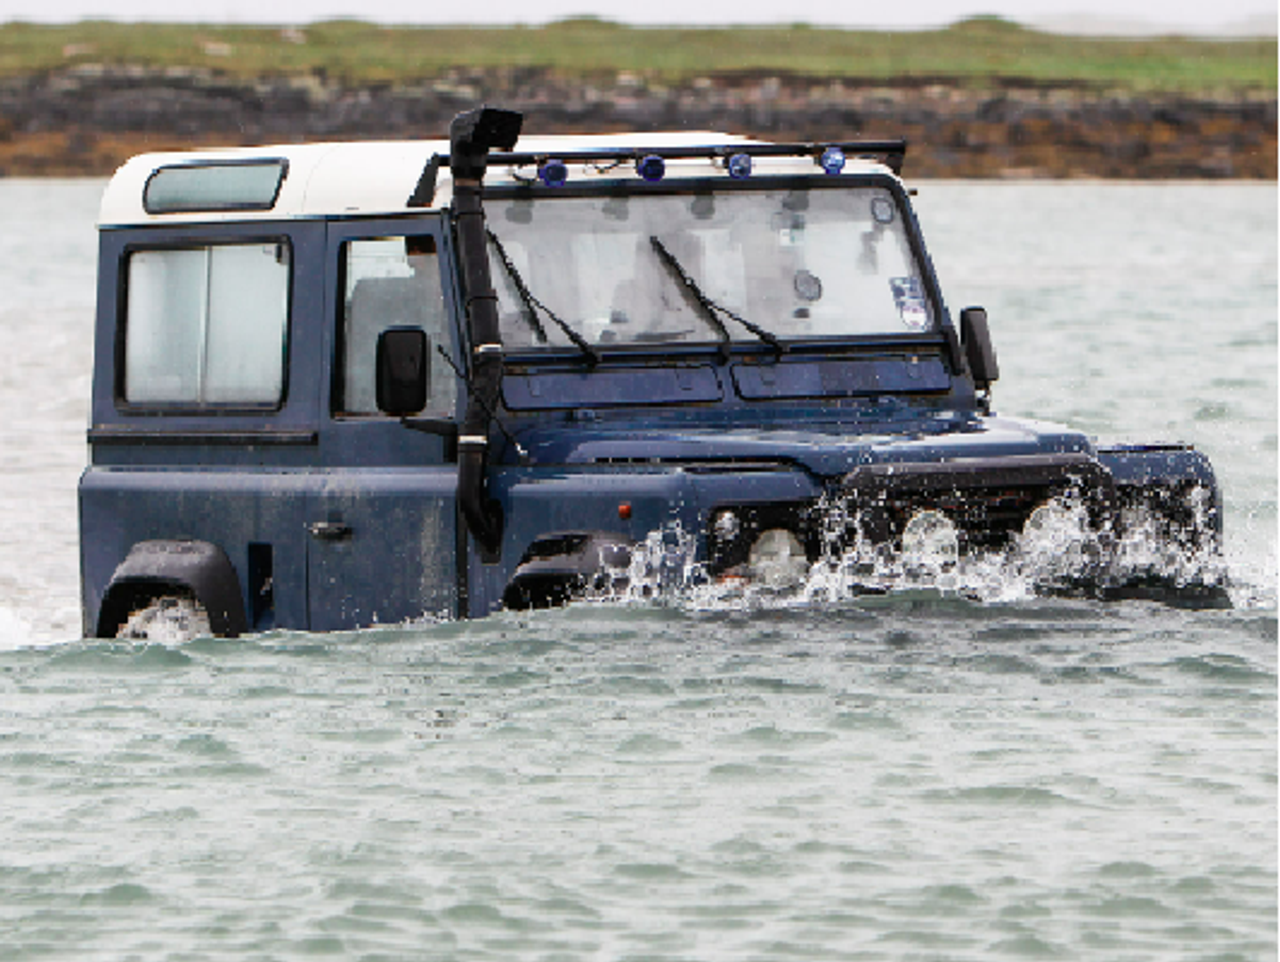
[538,159,568,188]
[637,154,666,182]
[819,146,846,175]
[726,153,753,180]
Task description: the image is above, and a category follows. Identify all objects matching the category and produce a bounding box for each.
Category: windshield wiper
[486,229,599,366]
[649,236,785,357]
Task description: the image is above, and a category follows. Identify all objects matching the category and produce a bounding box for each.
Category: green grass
[0,16,1274,93]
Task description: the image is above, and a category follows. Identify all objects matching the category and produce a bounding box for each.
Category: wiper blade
[649,236,785,357]
[486,228,599,366]
[648,236,730,349]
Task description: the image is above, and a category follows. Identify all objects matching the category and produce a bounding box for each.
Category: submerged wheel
[115,593,212,643]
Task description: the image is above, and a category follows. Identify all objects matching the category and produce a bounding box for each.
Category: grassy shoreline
[0,17,1275,93]
[0,17,1273,178]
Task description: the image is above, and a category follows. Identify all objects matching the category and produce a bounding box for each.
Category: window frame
[328,217,463,422]
[115,233,295,413]
[482,171,951,362]
[142,159,288,215]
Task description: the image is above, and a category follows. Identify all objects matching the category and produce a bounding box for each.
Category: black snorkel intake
[450,106,523,561]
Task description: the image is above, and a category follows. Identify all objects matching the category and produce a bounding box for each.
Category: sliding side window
[123,241,290,406]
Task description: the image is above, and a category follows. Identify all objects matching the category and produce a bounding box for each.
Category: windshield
[486,183,933,351]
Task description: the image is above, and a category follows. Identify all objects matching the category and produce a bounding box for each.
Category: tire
[115,594,212,643]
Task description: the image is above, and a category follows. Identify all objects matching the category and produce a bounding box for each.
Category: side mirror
[376,328,429,416]
[960,306,999,392]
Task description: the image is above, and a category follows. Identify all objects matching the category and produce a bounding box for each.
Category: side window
[339,235,456,416]
[124,242,289,405]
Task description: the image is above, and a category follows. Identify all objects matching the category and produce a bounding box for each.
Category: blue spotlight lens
[727,153,752,179]
[637,154,665,182]
[538,159,568,187]
[820,146,846,175]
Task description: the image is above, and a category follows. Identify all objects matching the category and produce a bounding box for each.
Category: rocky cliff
[1,66,1274,178]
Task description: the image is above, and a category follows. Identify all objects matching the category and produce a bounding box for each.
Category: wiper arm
[648,236,730,349]
[486,229,598,366]
[649,236,785,357]
[485,228,547,344]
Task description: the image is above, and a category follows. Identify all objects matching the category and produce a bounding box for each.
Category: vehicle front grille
[842,453,1116,551]
[705,453,1116,574]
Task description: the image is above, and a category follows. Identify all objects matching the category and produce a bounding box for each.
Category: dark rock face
[0,67,1274,178]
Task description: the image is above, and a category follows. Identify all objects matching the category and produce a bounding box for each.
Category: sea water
[0,179,1273,961]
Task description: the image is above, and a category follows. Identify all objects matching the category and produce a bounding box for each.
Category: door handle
[309,520,353,541]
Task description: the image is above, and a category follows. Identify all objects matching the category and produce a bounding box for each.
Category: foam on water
[0,605,34,650]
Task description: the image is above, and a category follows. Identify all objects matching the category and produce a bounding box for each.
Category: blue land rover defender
[79,107,1225,638]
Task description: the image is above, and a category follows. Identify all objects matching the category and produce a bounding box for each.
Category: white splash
[592,489,1236,612]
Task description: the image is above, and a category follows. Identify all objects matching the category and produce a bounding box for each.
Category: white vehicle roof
[98,133,900,228]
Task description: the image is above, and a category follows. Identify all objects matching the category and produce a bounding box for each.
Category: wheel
[115,594,212,643]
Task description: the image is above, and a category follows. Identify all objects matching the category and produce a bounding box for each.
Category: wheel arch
[96,540,248,638]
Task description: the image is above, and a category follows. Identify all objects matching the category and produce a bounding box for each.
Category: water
[0,179,1274,960]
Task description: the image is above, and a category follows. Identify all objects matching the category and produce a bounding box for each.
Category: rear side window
[123,242,290,406]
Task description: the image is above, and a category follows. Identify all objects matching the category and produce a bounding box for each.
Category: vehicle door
[306,217,467,629]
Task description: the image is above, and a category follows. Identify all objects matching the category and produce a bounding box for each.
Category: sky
[3,0,1276,35]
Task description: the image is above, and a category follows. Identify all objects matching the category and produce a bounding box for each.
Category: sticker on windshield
[890,277,929,330]
[871,196,895,224]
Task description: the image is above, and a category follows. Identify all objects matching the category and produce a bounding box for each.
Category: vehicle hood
[512,413,1095,480]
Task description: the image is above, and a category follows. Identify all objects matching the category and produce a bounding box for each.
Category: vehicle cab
[80,107,1225,638]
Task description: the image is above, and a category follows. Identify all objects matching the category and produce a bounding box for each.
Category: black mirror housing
[960,306,999,392]
[376,328,429,416]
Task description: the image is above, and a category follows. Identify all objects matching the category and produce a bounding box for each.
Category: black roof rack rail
[435,139,909,176]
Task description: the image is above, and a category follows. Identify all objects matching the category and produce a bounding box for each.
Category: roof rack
[440,139,908,176]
